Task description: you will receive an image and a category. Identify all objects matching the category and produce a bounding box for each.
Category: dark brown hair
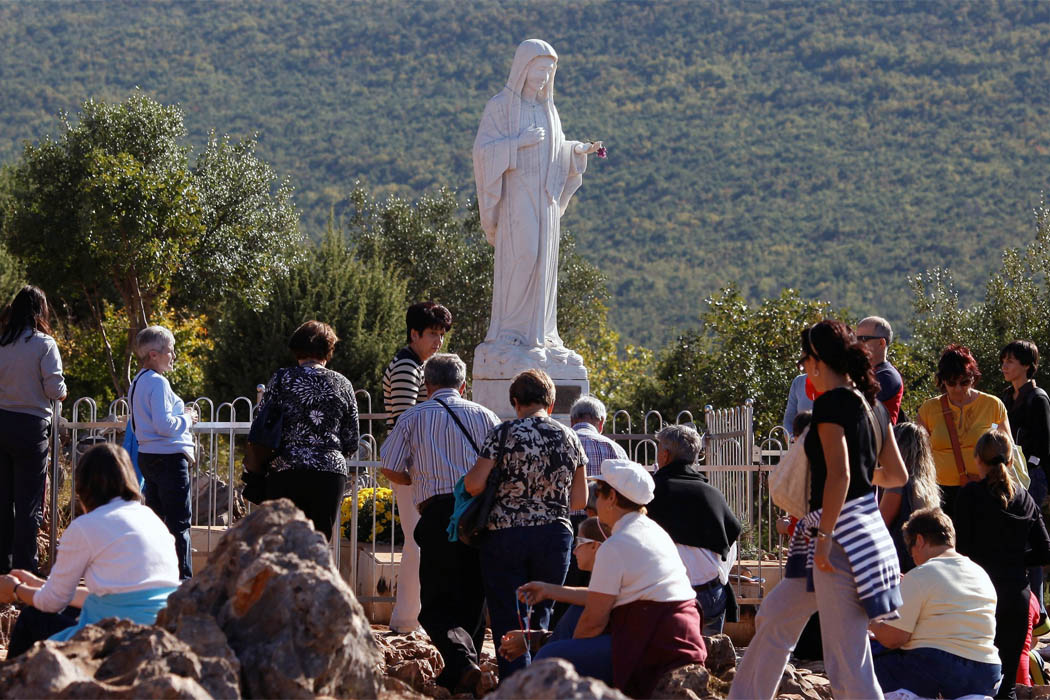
[289,320,339,362]
[0,285,51,346]
[1000,340,1039,379]
[801,319,879,403]
[405,301,452,345]
[935,344,981,391]
[75,443,143,512]
[902,507,956,549]
[508,369,556,409]
[974,430,1015,508]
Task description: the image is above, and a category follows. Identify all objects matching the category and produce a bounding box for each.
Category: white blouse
[34,497,180,612]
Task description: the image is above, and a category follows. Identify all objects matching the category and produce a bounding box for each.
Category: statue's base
[472,340,589,421]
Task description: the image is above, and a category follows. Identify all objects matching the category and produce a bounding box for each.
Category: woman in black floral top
[260,321,359,540]
[465,369,587,680]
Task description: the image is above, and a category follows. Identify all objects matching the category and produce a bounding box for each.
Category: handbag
[769,426,811,519]
[122,370,147,489]
[457,423,510,547]
[243,369,286,475]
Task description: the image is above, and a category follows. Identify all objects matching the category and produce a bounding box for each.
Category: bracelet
[815,530,832,540]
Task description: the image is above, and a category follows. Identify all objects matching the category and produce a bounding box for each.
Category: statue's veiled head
[507,39,558,101]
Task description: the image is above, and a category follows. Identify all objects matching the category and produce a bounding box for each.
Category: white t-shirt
[589,511,697,606]
[34,497,180,613]
[677,542,736,586]
[885,551,999,664]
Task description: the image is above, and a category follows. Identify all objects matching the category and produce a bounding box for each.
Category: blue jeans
[139,452,192,579]
[535,633,613,685]
[695,579,728,636]
[874,646,1001,699]
[480,521,573,680]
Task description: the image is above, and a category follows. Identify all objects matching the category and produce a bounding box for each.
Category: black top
[804,387,888,512]
[1001,381,1050,475]
[955,477,1050,591]
[648,459,742,559]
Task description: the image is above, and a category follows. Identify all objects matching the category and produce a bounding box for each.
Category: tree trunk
[81,285,124,398]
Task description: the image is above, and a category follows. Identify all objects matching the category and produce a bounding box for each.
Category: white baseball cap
[592,458,655,505]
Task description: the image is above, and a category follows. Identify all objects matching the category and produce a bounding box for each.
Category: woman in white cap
[519,458,706,698]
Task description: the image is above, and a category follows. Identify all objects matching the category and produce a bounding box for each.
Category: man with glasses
[857,316,905,424]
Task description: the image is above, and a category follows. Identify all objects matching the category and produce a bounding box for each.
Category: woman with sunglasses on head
[731,320,909,700]
[917,345,1009,519]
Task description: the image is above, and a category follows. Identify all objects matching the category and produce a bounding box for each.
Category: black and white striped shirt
[380,388,501,508]
[382,346,427,428]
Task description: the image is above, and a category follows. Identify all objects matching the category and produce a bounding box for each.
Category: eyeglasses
[574,537,597,549]
[796,355,812,372]
[857,335,887,343]
[945,377,974,388]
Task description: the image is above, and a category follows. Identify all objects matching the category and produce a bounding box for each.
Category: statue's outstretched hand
[517,126,545,148]
[574,141,603,155]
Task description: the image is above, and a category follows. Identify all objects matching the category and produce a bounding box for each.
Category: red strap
[940,395,967,479]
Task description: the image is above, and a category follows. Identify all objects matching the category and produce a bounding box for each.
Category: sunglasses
[944,377,974,388]
[574,537,598,549]
[857,335,887,343]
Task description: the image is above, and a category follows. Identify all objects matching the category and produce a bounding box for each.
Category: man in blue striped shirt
[570,395,627,477]
[381,354,499,694]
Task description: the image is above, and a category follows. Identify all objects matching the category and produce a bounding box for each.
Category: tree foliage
[1,95,301,395]
[206,229,406,403]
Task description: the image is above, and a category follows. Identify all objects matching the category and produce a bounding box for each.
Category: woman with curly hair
[731,320,908,699]
[917,344,1009,518]
[880,422,942,572]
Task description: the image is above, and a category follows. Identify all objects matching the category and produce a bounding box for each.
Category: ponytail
[975,431,1015,509]
[845,343,879,405]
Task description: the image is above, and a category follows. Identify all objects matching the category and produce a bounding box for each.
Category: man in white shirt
[869,507,1002,698]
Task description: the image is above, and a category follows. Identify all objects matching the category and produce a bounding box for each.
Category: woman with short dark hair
[0,444,179,657]
[259,320,359,539]
[917,344,1010,517]
[0,285,67,575]
[464,368,587,680]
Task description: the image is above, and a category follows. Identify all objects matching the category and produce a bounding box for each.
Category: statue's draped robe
[473,39,588,349]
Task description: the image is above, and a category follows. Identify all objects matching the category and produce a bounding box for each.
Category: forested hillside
[2,0,1048,346]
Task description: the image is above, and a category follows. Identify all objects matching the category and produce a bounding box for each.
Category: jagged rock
[380,676,429,700]
[157,498,381,699]
[488,658,629,700]
[1016,686,1050,700]
[776,664,825,700]
[703,634,737,675]
[651,663,714,700]
[0,618,240,699]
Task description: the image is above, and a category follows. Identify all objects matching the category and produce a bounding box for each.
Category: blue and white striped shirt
[380,388,500,509]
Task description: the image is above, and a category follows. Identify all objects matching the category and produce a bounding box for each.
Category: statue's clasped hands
[517,126,546,149]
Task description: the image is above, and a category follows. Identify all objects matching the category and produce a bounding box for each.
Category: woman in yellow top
[917,344,1009,518]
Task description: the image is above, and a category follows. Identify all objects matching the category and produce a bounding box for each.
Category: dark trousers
[139,452,193,579]
[0,409,51,574]
[874,646,1001,699]
[480,521,573,680]
[994,584,1031,700]
[415,495,486,688]
[265,468,346,541]
[6,605,79,658]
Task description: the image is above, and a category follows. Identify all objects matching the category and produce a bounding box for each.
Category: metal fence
[48,392,786,610]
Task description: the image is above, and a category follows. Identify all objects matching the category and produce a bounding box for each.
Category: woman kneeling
[0,443,180,656]
[524,459,706,698]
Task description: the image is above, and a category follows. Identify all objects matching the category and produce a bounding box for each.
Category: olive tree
[2,95,301,395]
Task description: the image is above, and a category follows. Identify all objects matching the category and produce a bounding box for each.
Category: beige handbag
[769,427,811,519]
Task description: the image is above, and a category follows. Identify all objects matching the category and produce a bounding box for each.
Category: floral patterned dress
[260,364,359,476]
[478,415,586,530]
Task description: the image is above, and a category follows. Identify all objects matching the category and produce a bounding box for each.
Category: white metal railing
[48,394,782,608]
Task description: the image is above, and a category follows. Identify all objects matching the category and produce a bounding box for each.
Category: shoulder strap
[434,397,480,454]
[128,370,146,433]
[940,394,967,478]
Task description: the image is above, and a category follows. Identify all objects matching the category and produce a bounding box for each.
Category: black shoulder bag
[457,422,511,548]
[242,369,286,504]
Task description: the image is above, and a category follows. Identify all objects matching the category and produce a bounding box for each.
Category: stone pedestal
[472,340,589,421]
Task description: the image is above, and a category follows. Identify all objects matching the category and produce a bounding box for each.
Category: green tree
[2,95,301,396]
[206,229,406,403]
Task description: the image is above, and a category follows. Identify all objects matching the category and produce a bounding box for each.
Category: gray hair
[135,326,175,361]
[859,316,893,345]
[570,395,607,424]
[656,424,703,464]
[424,353,467,389]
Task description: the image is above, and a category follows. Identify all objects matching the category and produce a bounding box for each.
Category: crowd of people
[3,284,1050,699]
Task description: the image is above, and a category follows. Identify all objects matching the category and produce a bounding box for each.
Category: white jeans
[729,540,883,700]
[389,482,421,631]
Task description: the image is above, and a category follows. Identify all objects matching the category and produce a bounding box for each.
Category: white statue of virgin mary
[473,39,601,370]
